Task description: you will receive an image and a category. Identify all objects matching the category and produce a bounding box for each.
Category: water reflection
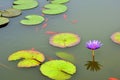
[84,55,102,72]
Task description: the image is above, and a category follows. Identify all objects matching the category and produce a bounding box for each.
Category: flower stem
[92,50,95,61]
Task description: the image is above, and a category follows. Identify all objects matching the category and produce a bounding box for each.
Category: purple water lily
[86,40,103,60]
[86,40,103,50]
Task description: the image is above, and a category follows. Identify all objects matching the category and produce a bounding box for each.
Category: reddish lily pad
[40,60,76,80]
[8,50,45,67]
[111,32,120,44]
[49,33,80,48]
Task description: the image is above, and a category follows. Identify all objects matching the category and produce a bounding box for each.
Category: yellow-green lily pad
[1,8,22,18]
[0,17,9,28]
[42,4,67,14]
[18,59,40,67]
[40,60,76,80]
[20,15,45,25]
[8,50,45,67]
[49,32,80,48]
[51,0,69,4]
[13,0,38,10]
[56,52,75,62]
[111,32,120,44]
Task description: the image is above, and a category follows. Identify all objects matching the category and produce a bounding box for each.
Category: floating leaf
[51,0,69,4]
[13,0,38,10]
[18,59,40,67]
[0,17,9,28]
[1,8,22,17]
[42,4,67,14]
[49,32,80,48]
[56,52,75,62]
[8,50,45,67]
[20,15,45,25]
[40,60,76,80]
[111,32,120,44]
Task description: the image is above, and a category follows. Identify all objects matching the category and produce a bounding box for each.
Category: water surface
[0,0,120,80]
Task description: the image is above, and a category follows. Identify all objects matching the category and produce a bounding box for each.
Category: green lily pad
[111,32,120,44]
[42,4,67,14]
[0,17,9,28]
[56,52,75,62]
[18,59,40,67]
[20,15,45,25]
[51,0,69,4]
[49,32,80,48]
[8,50,45,67]
[13,0,38,10]
[40,60,76,80]
[1,8,22,18]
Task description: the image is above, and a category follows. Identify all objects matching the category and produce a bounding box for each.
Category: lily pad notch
[49,32,80,48]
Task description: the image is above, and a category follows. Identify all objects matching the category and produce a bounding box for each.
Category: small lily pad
[8,50,45,67]
[0,17,9,28]
[18,59,40,67]
[111,32,120,44]
[51,0,69,4]
[56,52,75,62]
[1,8,22,18]
[49,32,80,48]
[20,15,45,25]
[40,60,76,80]
[42,4,67,14]
[13,0,38,10]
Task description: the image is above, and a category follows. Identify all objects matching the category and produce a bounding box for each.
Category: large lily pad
[56,52,75,62]
[111,32,120,44]
[51,0,69,4]
[40,60,76,80]
[20,15,45,25]
[0,17,9,28]
[49,32,80,48]
[13,0,38,10]
[1,8,22,18]
[8,50,45,67]
[42,4,67,14]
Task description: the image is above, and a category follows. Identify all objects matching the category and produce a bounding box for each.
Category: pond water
[0,0,120,80]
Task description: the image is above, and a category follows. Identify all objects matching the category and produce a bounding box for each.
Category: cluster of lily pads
[0,8,21,28]
[20,0,70,25]
[8,49,76,80]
